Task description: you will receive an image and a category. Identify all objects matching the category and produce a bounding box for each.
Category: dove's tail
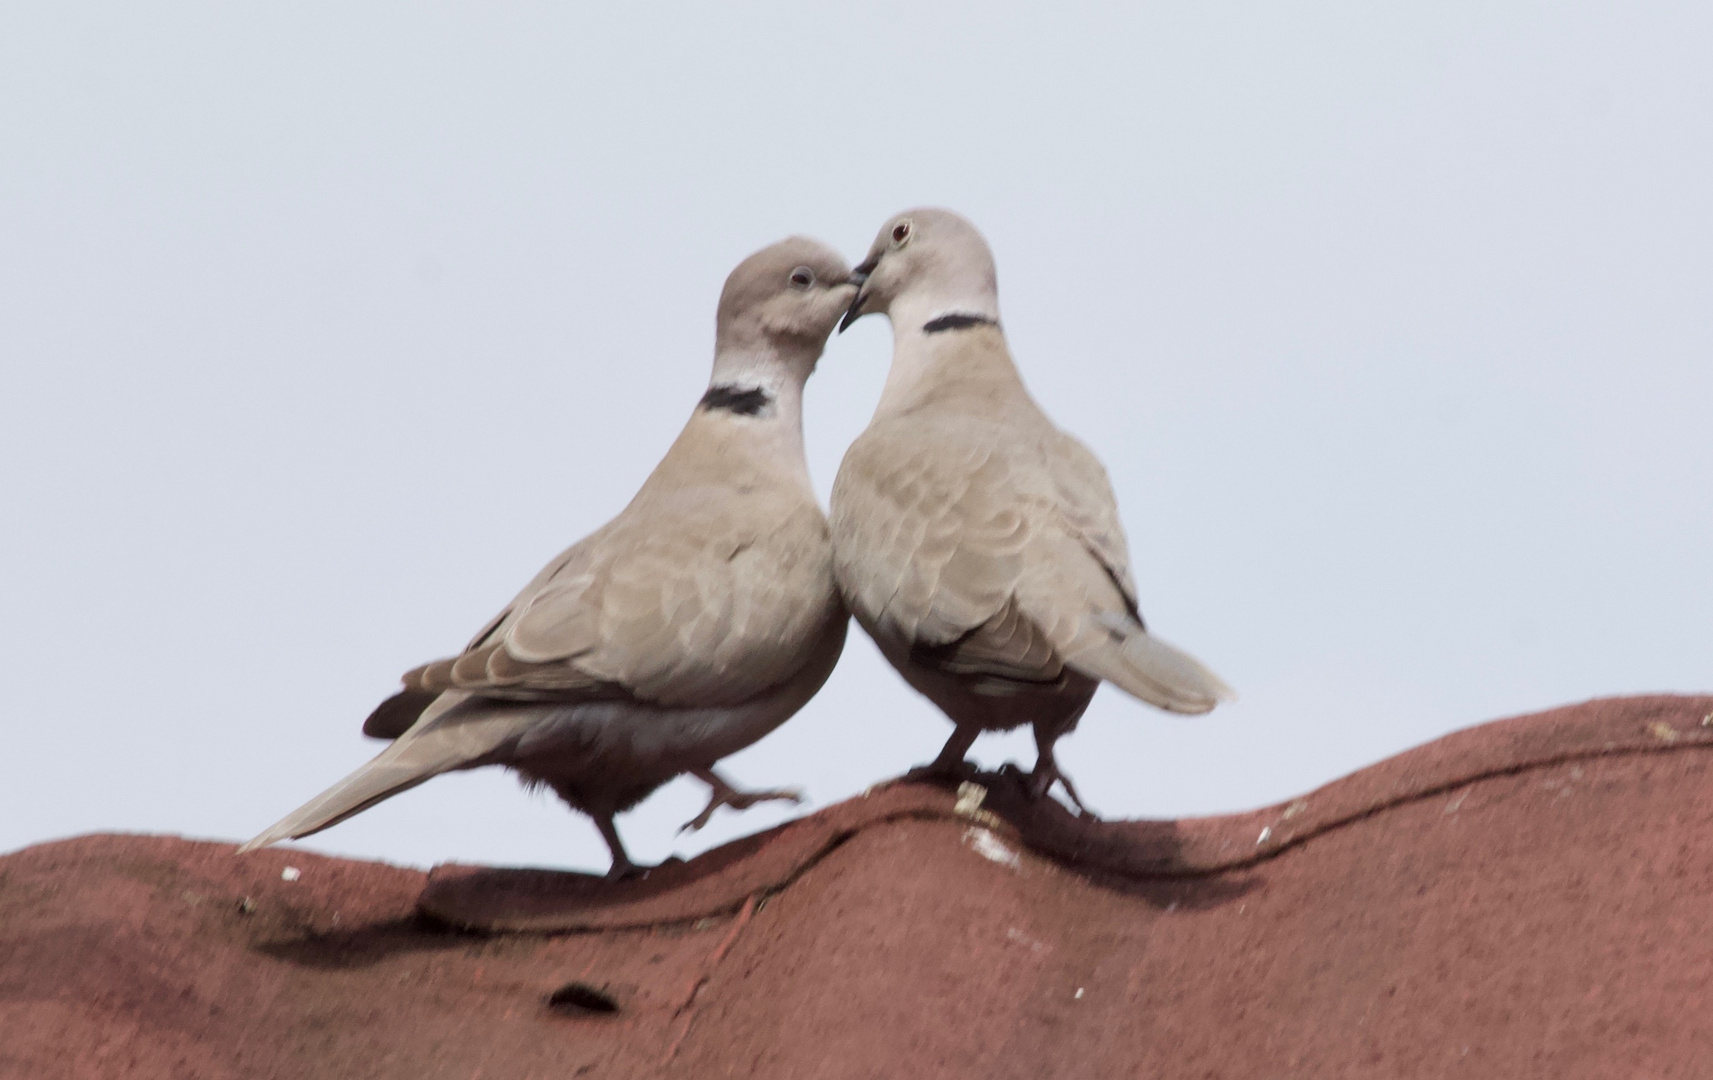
[238,697,521,853]
[1065,620,1236,715]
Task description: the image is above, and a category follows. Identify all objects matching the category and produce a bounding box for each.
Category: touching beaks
[839,255,880,333]
[835,257,877,336]
[837,296,864,333]
[838,279,868,333]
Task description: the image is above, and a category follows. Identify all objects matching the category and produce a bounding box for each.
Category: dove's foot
[1025,717,1093,816]
[594,812,651,880]
[1024,757,1090,816]
[681,767,803,833]
[905,724,982,787]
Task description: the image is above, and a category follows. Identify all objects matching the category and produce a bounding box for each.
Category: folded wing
[833,414,1231,710]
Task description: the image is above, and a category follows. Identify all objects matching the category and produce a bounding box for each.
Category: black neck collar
[700,383,772,416]
[922,312,998,334]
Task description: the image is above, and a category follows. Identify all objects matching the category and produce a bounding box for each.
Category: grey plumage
[242,238,857,876]
[830,208,1233,806]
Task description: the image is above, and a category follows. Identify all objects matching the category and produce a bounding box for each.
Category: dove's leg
[905,724,981,784]
[593,813,645,881]
[1027,717,1090,814]
[680,767,803,833]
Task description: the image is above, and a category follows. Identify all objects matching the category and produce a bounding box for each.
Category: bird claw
[1026,761,1090,816]
[679,785,803,834]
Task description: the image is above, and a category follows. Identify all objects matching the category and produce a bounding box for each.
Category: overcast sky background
[3,3,1708,873]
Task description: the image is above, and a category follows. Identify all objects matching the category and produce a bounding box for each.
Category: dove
[829,208,1233,809]
[241,237,857,877]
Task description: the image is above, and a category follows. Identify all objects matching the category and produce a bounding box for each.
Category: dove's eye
[788,266,815,290]
[891,220,912,245]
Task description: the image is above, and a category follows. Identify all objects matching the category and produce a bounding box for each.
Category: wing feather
[833,415,1062,682]
[1045,429,1141,615]
[401,479,838,709]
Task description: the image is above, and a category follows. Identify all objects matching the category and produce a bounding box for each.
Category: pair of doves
[241,209,1234,879]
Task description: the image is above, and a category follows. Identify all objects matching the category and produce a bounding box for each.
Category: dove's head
[840,208,1000,334]
[715,236,857,368]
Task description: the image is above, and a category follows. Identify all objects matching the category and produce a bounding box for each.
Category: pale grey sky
[3,3,1708,874]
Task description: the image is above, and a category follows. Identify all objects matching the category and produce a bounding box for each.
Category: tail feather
[1065,618,1235,715]
[238,698,524,853]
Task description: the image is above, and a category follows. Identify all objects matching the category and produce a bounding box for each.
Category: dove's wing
[834,407,1231,712]
[406,475,840,710]
[1045,428,1140,616]
[832,413,1070,684]
[361,689,438,739]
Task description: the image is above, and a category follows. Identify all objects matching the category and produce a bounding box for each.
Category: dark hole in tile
[547,982,619,1015]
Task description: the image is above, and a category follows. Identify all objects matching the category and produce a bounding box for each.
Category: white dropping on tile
[1256,826,1272,846]
[1075,987,1085,1000]
[964,827,1022,870]
[281,866,301,882]
[954,781,989,817]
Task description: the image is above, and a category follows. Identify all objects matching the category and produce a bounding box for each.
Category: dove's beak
[838,255,880,334]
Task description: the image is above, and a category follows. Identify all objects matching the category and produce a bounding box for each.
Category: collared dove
[241,237,856,877]
[830,208,1233,808]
